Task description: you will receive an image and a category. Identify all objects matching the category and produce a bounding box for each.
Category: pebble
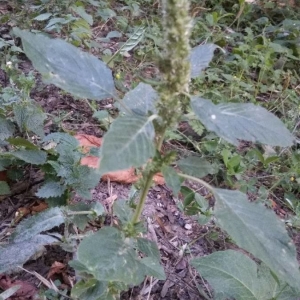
[184,224,192,230]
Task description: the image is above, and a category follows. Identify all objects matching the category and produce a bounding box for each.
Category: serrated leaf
[190,44,217,78]
[11,149,47,165]
[33,12,52,21]
[67,165,101,199]
[6,137,39,150]
[177,156,216,178]
[43,132,79,150]
[120,27,145,55]
[162,166,183,196]
[36,181,66,198]
[0,235,57,273]
[76,227,146,285]
[99,115,155,174]
[214,188,300,290]
[0,117,14,140]
[14,29,115,101]
[191,250,300,300]
[191,97,295,147]
[12,207,64,242]
[188,119,204,136]
[117,83,158,115]
[13,103,46,137]
[0,181,10,195]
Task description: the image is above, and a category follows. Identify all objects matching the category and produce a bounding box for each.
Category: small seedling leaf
[214,188,300,290]
[99,115,155,174]
[191,97,295,147]
[13,29,115,101]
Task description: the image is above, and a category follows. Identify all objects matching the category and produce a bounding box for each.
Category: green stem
[132,171,155,224]
[177,172,214,192]
[84,98,97,112]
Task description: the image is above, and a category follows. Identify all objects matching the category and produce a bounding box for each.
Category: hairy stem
[132,171,155,224]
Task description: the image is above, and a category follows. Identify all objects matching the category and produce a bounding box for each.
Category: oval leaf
[76,227,146,284]
[214,188,300,290]
[119,27,145,55]
[177,156,217,178]
[99,115,155,174]
[117,82,158,115]
[11,150,47,165]
[191,97,295,147]
[13,29,115,101]
[191,250,300,300]
[12,207,64,242]
[0,235,57,273]
[190,44,217,78]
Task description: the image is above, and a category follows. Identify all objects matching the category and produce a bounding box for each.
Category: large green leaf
[0,117,14,140]
[75,227,147,285]
[177,156,217,178]
[191,97,295,147]
[99,115,155,174]
[14,29,115,101]
[0,235,57,273]
[191,250,299,300]
[190,44,218,78]
[214,188,300,290]
[12,207,64,242]
[117,82,158,115]
[11,149,47,165]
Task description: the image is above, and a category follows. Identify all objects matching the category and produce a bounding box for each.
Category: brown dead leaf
[0,170,7,181]
[47,261,66,279]
[75,134,165,185]
[0,274,37,299]
[30,201,49,213]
